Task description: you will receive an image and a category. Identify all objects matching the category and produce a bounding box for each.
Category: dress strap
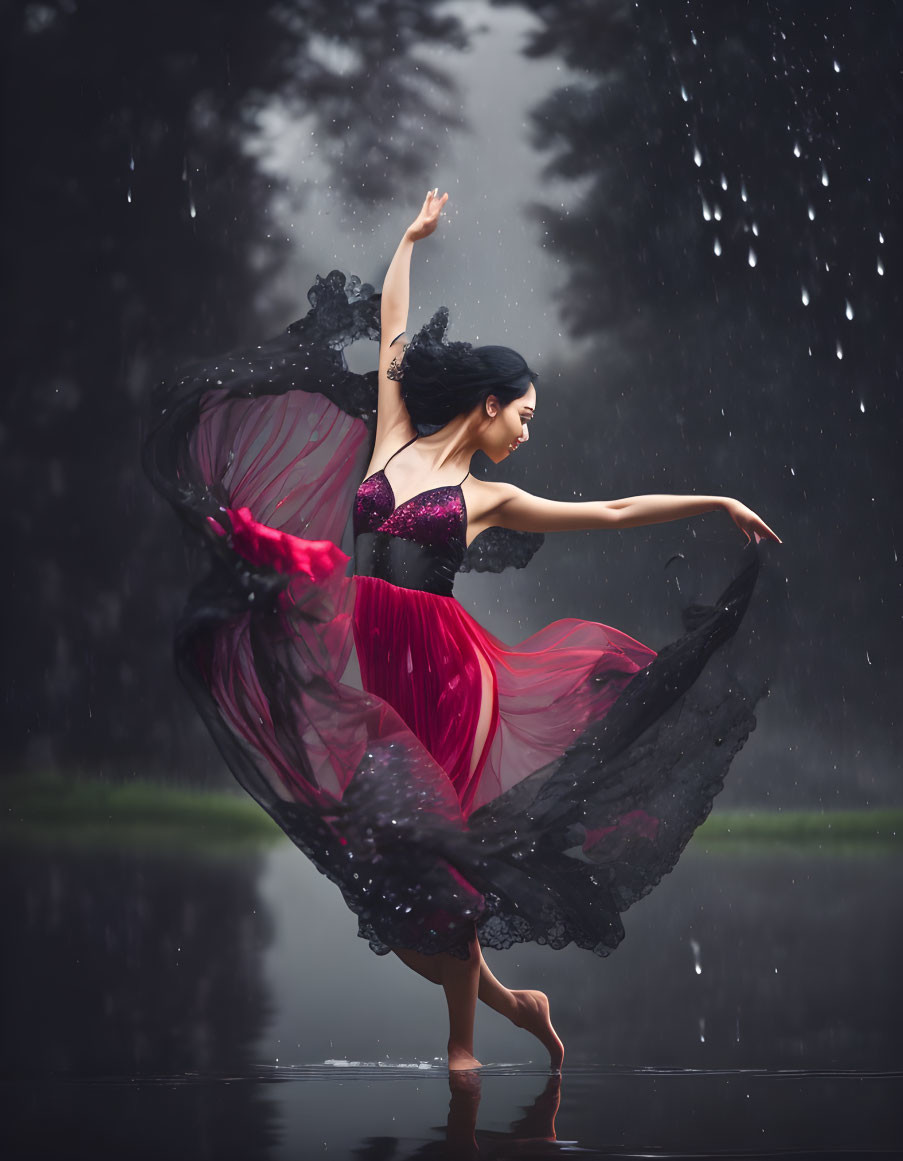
[381,434,419,471]
[459,469,471,487]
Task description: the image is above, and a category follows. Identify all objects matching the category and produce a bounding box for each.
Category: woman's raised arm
[374,190,449,452]
[471,482,782,545]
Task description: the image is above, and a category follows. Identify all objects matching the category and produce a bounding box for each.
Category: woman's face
[482,383,536,463]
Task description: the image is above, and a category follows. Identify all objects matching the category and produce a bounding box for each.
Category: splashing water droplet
[702,198,712,221]
[877,258,885,275]
[748,247,757,268]
[836,340,843,360]
[808,205,816,221]
[845,300,854,321]
[714,238,722,256]
[821,164,829,187]
[693,146,702,167]
[681,84,689,101]
[801,287,810,306]
[720,174,728,191]
[793,142,801,158]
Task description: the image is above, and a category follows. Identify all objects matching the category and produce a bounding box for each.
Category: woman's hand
[723,498,782,544]
[404,188,449,242]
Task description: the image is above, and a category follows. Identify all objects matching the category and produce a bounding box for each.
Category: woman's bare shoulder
[363,429,416,482]
[462,477,521,529]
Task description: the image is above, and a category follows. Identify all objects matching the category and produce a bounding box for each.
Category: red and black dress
[143,270,769,960]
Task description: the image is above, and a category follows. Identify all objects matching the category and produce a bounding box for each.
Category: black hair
[387,307,538,429]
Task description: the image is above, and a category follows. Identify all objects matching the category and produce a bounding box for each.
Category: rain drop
[713,205,722,221]
[714,238,722,256]
[836,340,843,360]
[702,198,712,221]
[129,154,135,172]
[690,939,703,975]
[790,466,796,476]
[720,174,728,191]
[801,287,810,306]
[793,142,801,158]
[845,300,854,321]
[690,30,697,45]
[877,258,885,276]
[127,188,132,204]
[808,205,816,221]
[821,164,829,187]
[866,650,872,665]
[748,247,757,268]
[693,146,702,167]
[741,182,748,203]
[833,59,841,73]
[681,84,689,102]
[752,221,759,236]
[859,400,866,413]
[879,232,884,244]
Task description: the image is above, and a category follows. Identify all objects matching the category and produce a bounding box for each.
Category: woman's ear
[484,394,500,418]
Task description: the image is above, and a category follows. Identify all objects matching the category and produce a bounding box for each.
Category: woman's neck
[414,412,483,473]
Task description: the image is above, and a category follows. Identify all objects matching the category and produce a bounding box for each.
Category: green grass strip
[0,771,900,856]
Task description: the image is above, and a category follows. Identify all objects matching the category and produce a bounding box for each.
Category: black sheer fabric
[142,269,777,960]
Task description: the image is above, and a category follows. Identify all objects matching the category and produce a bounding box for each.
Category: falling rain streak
[679,17,891,379]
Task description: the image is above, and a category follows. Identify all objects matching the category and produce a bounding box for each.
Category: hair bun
[390,307,536,429]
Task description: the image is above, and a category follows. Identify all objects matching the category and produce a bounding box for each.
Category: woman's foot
[511,989,565,1070]
[448,1042,483,1071]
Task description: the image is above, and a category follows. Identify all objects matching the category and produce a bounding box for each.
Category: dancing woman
[143,189,781,1075]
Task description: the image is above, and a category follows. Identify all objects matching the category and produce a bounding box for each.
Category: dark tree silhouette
[485,0,901,800]
[0,0,471,780]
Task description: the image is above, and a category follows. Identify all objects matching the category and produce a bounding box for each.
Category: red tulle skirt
[353,575,656,821]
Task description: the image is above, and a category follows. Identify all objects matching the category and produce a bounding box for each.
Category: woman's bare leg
[442,932,482,1070]
[392,931,482,1070]
[393,937,564,1069]
[477,943,565,1069]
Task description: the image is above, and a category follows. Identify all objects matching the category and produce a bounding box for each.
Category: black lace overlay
[461,526,545,574]
[143,268,780,962]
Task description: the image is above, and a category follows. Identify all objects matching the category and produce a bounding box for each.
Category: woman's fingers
[745,516,782,545]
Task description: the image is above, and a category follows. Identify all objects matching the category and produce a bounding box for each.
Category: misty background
[2,0,900,809]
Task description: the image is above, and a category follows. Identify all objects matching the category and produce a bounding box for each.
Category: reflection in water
[1,848,279,1157]
[3,843,898,1157]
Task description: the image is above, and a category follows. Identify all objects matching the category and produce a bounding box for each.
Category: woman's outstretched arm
[471,482,782,544]
[374,189,449,453]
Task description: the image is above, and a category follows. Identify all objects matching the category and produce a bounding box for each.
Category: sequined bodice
[354,471,467,551]
[352,460,468,596]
